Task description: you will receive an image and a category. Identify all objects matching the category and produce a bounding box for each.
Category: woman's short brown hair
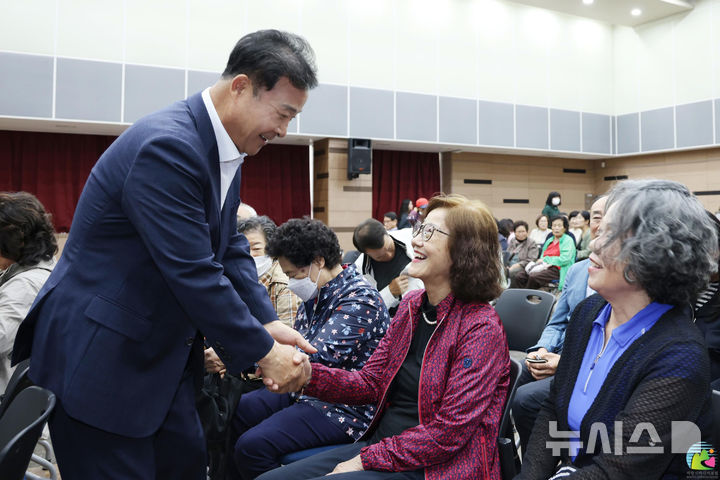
[0,192,57,266]
[425,194,503,303]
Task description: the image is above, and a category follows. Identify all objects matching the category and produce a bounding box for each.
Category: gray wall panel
[0,53,53,118]
[56,58,122,122]
[298,84,347,136]
[124,65,185,123]
[716,99,720,144]
[612,116,617,154]
[550,109,580,151]
[516,105,548,149]
[187,71,220,96]
[676,101,713,148]
[477,100,513,147]
[439,97,476,144]
[396,92,436,142]
[617,113,639,154]
[640,107,674,152]
[349,87,393,139]
[582,113,611,154]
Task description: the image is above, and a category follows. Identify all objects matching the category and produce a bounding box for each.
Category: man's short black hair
[353,219,387,252]
[384,212,397,221]
[222,30,318,92]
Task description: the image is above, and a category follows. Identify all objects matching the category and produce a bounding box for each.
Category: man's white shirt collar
[201,88,246,207]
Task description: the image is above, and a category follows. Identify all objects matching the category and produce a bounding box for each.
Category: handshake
[204,320,316,394]
[256,340,313,393]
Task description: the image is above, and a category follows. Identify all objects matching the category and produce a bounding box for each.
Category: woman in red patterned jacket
[258,194,511,480]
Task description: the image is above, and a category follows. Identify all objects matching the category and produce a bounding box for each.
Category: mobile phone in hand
[525,357,548,364]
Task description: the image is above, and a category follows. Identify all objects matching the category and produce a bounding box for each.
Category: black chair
[0,386,56,480]
[498,358,522,480]
[494,289,555,353]
[0,359,31,419]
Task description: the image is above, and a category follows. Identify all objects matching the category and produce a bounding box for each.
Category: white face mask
[551,197,561,206]
[288,264,321,302]
[253,255,273,278]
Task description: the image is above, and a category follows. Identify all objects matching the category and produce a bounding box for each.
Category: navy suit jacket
[12,93,278,438]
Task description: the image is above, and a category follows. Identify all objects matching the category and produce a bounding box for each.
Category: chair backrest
[0,359,31,420]
[0,386,56,480]
[498,358,522,480]
[494,289,556,352]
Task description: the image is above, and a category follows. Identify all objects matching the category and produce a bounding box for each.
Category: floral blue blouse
[294,264,390,440]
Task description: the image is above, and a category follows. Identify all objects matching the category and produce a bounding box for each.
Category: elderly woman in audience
[518,179,717,479]
[0,192,56,392]
[506,220,539,283]
[229,218,389,479]
[238,215,301,328]
[258,194,510,480]
[511,215,576,291]
[528,214,551,249]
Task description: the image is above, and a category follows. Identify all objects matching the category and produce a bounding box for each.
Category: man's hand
[264,320,317,355]
[204,347,226,376]
[388,274,409,297]
[327,454,364,475]
[526,348,561,380]
[256,342,310,393]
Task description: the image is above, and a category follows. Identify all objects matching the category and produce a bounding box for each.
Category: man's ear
[230,74,252,96]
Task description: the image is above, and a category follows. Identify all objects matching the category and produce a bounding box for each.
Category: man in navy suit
[12,30,317,479]
[512,196,607,454]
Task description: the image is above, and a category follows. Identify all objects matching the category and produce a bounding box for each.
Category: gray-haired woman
[518,179,718,479]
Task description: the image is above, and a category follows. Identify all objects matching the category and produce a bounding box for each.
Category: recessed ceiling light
[631,8,642,16]
[582,0,594,5]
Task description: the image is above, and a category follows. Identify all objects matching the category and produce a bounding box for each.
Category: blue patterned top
[294,264,390,440]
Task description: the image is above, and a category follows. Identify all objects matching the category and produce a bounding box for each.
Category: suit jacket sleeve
[120,135,275,372]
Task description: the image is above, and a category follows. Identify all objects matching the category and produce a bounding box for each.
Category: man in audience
[353,218,423,314]
[512,195,606,454]
[12,30,318,479]
[382,211,398,231]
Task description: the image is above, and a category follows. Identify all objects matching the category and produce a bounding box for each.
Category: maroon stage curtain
[239,144,310,225]
[0,130,309,232]
[0,130,116,232]
[372,149,441,222]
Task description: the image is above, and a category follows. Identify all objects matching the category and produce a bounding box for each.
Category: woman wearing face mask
[542,191,562,219]
[228,217,390,480]
[239,215,301,328]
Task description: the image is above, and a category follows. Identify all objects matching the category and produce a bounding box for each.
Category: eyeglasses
[412,222,450,242]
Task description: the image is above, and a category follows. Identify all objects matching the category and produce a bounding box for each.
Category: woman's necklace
[421,310,437,325]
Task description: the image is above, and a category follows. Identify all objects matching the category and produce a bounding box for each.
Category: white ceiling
[508,0,694,27]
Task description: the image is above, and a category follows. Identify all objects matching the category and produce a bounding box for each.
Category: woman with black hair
[230,218,389,479]
[397,199,413,229]
[0,191,57,391]
[541,191,562,219]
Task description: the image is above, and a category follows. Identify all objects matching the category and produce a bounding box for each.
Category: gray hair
[602,179,718,306]
[237,215,277,248]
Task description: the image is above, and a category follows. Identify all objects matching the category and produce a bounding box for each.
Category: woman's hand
[328,454,364,475]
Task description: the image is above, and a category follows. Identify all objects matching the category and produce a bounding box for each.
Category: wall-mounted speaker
[347,138,372,180]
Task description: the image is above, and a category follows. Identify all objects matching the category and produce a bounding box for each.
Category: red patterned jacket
[305,289,510,480]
